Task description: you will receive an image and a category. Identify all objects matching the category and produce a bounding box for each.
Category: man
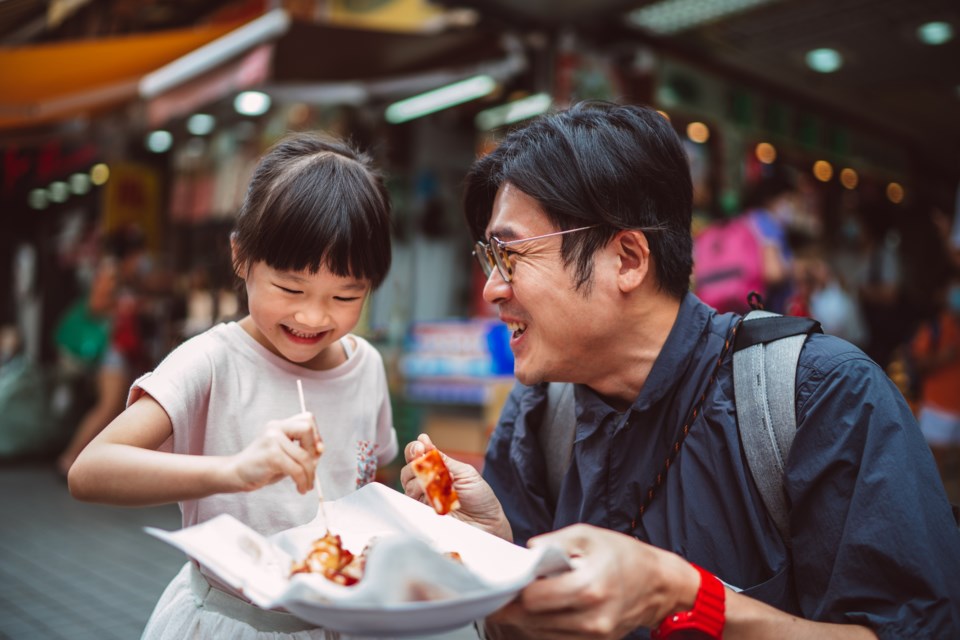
[401,102,960,639]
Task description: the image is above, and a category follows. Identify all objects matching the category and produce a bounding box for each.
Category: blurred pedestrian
[56,225,150,476]
[692,164,797,314]
[911,270,960,503]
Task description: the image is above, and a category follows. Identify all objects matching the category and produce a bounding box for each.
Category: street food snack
[290,532,463,587]
[411,449,461,515]
[290,532,366,586]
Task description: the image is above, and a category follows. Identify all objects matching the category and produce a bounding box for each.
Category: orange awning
[0,9,289,130]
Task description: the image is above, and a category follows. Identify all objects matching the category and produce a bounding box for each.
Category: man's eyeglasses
[472,225,598,283]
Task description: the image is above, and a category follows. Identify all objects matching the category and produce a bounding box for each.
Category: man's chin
[512,368,541,386]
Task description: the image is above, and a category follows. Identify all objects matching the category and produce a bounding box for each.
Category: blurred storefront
[1,0,957,467]
[0,0,527,465]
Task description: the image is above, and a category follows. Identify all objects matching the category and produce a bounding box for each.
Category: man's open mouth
[506,322,527,339]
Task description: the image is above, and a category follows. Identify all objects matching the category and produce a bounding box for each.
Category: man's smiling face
[481,183,613,386]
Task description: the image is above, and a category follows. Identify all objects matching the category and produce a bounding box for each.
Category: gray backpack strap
[541,382,576,505]
[732,309,812,545]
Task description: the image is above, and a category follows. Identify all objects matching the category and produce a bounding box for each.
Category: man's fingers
[404,433,435,462]
[403,440,423,462]
[519,569,595,614]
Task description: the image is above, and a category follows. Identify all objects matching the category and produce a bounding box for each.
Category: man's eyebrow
[486,225,520,241]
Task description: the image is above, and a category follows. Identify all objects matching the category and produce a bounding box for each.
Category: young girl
[69,133,400,639]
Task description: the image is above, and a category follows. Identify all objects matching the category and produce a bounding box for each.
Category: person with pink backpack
[692,213,765,313]
[694,168,796,313]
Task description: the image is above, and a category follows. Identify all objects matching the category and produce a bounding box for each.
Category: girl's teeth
[289,327,319,338]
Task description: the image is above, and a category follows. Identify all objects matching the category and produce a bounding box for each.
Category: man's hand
[485,524,880,640]
[486,524,699,640]
[400,434,512,541]
[227,411,323,494]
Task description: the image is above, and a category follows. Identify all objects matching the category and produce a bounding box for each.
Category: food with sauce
[290,532,462,586]
[411,449,461,515]
[290,531,366,586]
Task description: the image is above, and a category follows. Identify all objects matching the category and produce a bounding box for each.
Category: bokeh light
[812,160,834,182]
[839,167,858,190]
[755,142,777,164]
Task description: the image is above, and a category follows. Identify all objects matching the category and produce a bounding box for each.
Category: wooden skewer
[297,379,328,527]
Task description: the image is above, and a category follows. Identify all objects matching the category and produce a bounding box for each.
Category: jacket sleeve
[482,382,555,547]
[788,335,960,639]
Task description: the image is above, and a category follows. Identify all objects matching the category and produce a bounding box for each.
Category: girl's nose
[293,306,328,328]
[482,268,512,305]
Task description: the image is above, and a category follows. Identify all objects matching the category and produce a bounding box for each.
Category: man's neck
[584,291,682,411]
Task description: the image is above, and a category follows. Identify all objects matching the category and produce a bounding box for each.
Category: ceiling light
[840,168,858,190]
[686,121,710,143]
[475,93,552,131]
[187,113,216,136]
[28,188,49,210]
[886,182,904,204]
[48,181,69,203]
[917,21,954,45]
[386,75,497,124]
[90,163,110,186]
[812,160,833,182]
[68,172,91,195]
[146,130,173,153]
[805,48,843,73]
[234,91,271,117]
[627,0,783,35]
[755,142,777,164]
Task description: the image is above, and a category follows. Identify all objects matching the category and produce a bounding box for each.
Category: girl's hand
[400,433,512,541]
[227,411,324,494]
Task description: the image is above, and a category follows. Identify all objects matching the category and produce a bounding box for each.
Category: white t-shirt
[130,322,398,537]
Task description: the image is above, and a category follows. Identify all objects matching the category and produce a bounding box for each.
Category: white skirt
[142,563,480,640]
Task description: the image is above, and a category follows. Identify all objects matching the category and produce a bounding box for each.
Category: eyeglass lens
[473,240,513,283]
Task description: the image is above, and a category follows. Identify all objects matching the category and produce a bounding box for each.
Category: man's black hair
[463,101,693,298]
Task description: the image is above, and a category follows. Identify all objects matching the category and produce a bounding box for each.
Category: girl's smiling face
[239,260,369,370]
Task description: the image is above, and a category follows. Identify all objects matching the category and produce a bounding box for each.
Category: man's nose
[482,268,511,305]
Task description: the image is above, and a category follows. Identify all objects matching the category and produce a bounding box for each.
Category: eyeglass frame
[473,224,669,283]
[472,225,599,284]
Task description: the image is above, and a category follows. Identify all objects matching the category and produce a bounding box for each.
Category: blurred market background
[1,0,960,637]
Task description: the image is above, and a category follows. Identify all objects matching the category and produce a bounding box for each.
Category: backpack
[693,216,765,314]
[541,309,822,545]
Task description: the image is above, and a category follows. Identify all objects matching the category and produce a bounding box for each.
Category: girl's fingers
[274,434,315,493]
[280,414,323,457]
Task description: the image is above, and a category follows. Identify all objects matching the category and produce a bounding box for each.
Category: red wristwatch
[651,563,726,639]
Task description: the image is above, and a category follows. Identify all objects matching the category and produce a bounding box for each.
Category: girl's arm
[69,394,322,506]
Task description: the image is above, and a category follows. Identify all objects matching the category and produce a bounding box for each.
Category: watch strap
[652,563,725,639]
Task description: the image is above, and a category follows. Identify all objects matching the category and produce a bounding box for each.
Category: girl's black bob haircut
[232,132,392,289]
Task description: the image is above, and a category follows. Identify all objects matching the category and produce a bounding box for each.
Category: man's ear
[614,230,651,293]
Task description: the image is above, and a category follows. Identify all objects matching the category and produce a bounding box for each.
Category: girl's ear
[614,229,650,293]
[229,233,246,279]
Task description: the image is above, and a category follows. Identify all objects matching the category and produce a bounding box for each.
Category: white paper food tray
[146,482,570,637]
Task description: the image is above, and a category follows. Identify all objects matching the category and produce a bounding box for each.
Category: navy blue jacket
[484,293,960,639]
